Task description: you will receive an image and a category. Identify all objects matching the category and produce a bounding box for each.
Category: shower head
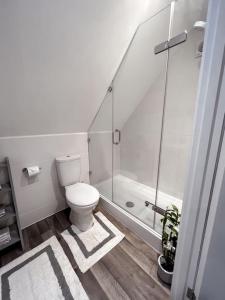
[193,21,206,31]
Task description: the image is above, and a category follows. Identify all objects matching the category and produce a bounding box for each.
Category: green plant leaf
[171,204,178,212]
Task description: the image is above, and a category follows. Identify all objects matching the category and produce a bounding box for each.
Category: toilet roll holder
[22,166,42,176]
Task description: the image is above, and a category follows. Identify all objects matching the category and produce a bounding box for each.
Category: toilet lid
[65,183,99,206]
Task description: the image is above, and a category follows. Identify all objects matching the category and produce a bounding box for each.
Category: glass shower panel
[155,0,208,233]
[112,6,171,229]
[88,91,113,201]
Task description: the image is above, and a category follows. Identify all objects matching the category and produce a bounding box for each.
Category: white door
[171,0,225,298]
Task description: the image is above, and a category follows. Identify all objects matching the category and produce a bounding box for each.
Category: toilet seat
[65,183,99,207]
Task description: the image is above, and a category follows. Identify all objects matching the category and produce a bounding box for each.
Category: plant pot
[157,254,173,285]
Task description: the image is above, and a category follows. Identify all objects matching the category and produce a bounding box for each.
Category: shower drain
[126,201,135,208]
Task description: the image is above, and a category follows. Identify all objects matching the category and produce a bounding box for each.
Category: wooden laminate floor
[0,206,170,300]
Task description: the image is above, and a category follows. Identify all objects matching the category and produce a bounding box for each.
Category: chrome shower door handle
[113,129,121,145]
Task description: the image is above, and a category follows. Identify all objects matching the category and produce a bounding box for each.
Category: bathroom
[0,0,225,299]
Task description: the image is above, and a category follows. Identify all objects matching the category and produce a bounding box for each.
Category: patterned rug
[61,211,125,273]
[0,236,88,300]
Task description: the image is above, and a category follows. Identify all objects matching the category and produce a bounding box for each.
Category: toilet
[55,154,99,231]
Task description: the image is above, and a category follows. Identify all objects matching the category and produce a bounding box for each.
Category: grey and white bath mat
[61,211,125,273]
[0,236,88,300]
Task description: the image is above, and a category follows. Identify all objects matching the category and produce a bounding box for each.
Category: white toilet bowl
[55,154,100,232]
[65,182,99,231]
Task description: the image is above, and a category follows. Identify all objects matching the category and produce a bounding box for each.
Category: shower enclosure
[88,0,207,246]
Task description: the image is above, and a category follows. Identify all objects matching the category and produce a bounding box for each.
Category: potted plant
[157,204,181,285]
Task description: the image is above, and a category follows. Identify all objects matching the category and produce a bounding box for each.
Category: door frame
[171,0,225,298]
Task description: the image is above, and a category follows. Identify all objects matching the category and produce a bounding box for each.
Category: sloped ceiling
[0,0,155,137]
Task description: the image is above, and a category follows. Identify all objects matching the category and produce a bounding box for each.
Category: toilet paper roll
[25,166,41,177]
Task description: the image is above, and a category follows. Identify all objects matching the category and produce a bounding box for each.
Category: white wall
[0,0,151,136]
[0,133,89,228]
[120,75,166,186]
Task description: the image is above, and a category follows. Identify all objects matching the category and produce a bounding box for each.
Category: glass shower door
[88,90,113,201]
[154,0,208,233]
[112,5,171,230]
[88,0,207,235]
